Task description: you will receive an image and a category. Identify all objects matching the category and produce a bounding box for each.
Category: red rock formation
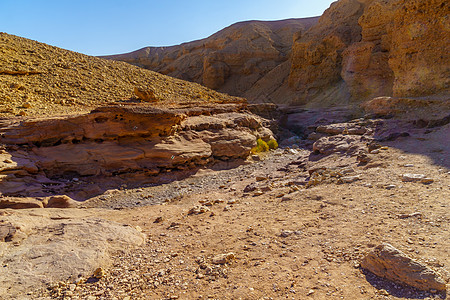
[290,0,449,104]
[289,0,365,103]
[0,105,274,199]
[389,0,450,97]
[103,18,319,100]
[106,0,449,105]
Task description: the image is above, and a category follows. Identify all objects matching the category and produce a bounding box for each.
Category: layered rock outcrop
[0,104,274,200]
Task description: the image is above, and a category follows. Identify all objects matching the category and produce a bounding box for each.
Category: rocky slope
[0,32,243,118]
[107,0,449,106]
[102,18,319,103]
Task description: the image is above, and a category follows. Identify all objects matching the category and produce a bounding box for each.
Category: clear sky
[1,0,336,56]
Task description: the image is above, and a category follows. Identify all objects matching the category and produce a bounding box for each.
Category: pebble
[251,155,260,161]
[307,289,315,296]
[211,253,235,265]
[93,267,105,279]
[402,174,426,182]
[339,175,361,184]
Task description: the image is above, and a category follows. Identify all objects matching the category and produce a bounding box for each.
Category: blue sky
[1,0,336,56]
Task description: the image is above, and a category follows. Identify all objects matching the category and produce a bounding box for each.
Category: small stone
[379,289,389,296]
[188,205,210,215]
[256,176,267,182]
[404,164,414,167]
[212,253,235,265]
[339,175,361,184]
[402,174,426,182]
[22,102,31,108]
[251,155,260,161]
[420,178,434,184]
[253,190,264,196]
[385,184,396,190]
[18,110,27,116]
[135,226,142,232]
[93,267,105,279]
[154,216,164,223]
[307,289,315,296]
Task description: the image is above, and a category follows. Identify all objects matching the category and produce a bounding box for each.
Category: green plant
[251,138,269,153]
[267,139,278,150]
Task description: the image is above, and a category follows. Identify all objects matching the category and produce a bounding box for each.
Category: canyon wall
[107,0,449,106]
[103,18,319,102]
[290,0,449,104]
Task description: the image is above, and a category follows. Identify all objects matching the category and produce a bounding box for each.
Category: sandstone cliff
[290,0,449,104]
[107,0,449,106]
[102,18,319,102]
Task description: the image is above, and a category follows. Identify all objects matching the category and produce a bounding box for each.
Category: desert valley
[0,0,449,299]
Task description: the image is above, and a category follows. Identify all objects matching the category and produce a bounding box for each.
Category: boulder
[134,86,159,102]
[43,195,79,208]
[313,135,363,156]
[0,197,43,209]
[362,243,447,291]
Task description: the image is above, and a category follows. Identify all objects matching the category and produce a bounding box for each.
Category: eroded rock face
[0,104,274,199]
[289,0,365,103]
[362,243,447,291]
[290,0,449,104]
[103,18,319,101]
[389,0,450,97]
[105,0,448,105]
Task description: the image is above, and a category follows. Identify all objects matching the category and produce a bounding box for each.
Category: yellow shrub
[267,139,278,150]
[251,138,269,153]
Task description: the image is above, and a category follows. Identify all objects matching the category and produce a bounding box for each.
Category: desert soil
[33,123,449,300]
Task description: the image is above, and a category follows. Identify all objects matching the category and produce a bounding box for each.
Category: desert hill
[0,32,243,118]
[106,0,449,106]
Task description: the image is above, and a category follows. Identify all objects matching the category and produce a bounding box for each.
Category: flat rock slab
[0,208,145,299]
[361,243,447,292]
